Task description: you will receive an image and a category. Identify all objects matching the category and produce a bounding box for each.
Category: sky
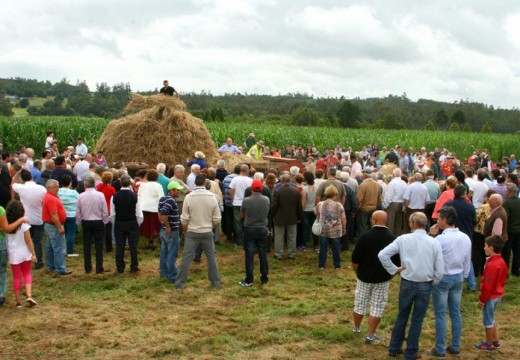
[2,0,520,108]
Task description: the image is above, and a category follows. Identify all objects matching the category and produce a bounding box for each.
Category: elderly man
[379,212,444,359]
[316,168,345,205]
[271,174,302,260]
[503,183,520,275]
[403,173,430,233]
[76,176,109,274]
[427,206,471,358]
[42,179,72,275]
[73,153,92,182]
[239,179,271,287]
[186,164,201,190]
[12,169,47,269]
[218,138,240,155]
[175,174,222,290]
[158,181,183,283]
[352,211,398,344]
[385,168,407,236]
[230,164,253,248]
[170,165,191,213]
[356,170,381,236]
[484,194,508,244]
[111,175,143,273]
[156,163,170,195]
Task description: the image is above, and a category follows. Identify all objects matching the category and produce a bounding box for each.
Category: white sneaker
[67,253,79,257]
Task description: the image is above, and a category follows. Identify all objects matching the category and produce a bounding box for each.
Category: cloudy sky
[2,0,520,108]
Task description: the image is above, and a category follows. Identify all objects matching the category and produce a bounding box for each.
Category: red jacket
[479,254,507,305]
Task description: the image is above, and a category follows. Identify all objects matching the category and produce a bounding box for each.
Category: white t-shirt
[12,182,46,225]
[229,175,253,206]
[45,136,54,149]
[7,223,32,265]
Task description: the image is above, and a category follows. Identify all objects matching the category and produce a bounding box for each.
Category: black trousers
[115,219,140,272]
[82,220,105,273]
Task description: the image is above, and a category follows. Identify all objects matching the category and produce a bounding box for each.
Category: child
[45,131,54,149]
[6,200,37,308]
[475,235,507,351]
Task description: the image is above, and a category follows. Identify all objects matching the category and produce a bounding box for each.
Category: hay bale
[96,94,219,168]
[380,163,397,177]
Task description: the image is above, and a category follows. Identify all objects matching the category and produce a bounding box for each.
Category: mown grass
[0,235,519,360]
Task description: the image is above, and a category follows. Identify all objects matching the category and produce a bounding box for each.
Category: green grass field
[1,236,519,359]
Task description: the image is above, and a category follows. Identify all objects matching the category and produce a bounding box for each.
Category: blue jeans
[466,262,476,290]
[302,211,317,248]
[319,237,341,268]
[432,273,463,354]
[389,279,433,360]
[244,226,269,284]
[44,223,67,274]
[63,217,77,255]
[159,228,180,283]
[29,224,44,268]
[483,297,501,328]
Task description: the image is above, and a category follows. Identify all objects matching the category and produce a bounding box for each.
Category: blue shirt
[158,195,180,230]
[31,167,42,184]
[435,227,471,277]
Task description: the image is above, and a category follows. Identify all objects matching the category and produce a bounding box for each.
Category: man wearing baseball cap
[239,179,270,287]
[158,181,183,283]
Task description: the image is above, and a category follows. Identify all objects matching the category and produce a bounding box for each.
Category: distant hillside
[2,77,519,133]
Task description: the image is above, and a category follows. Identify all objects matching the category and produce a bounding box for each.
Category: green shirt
[0,206,5,251]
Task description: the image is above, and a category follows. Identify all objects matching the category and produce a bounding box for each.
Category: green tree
[481,122,492,133]
[336,100,361,128]
[434,109,449,128]
[462,122,472,132]
[449,122,461,132]
[383,113,405,129]
[19,98,29,108]
[451,110,466,125]
[0,99,14,116]
[424,121,436,131]
[290,107,320,126]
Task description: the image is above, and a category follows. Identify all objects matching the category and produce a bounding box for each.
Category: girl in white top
[6,200,37,308]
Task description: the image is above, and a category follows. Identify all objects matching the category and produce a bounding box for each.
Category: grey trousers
[274,224,297,259]
[386,202,403,236]
[174,231,221,289]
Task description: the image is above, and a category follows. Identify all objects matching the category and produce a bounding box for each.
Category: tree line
[1,77,518,133]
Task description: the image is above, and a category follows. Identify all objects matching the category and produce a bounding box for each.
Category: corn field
[0,116,518,160]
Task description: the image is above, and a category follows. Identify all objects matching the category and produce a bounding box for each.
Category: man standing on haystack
[160,80,180,100]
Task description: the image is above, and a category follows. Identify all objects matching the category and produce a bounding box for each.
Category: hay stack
[380,163,397,177]
[95,94,219,167]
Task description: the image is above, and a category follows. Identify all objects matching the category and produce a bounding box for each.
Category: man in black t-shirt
[159,80,180,100]
[351,210,399,343]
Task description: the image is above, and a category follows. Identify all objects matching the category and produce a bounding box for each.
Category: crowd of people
[0,133,518,357]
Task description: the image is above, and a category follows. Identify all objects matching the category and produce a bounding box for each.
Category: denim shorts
[483,297,502,328]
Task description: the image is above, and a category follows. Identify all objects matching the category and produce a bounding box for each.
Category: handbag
[312,202,323,236]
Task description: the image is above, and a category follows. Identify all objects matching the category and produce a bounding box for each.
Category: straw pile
[219,152,269,173]
[380,163,397,177]
[95,94,219,167]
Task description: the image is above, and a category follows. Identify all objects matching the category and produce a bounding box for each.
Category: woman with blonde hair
[315,185,346,269]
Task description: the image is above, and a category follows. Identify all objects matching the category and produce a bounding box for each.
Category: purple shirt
[76,188,109,224]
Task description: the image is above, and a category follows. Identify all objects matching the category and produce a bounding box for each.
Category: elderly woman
[315,185,346,269]
[432,176,458,221]
[473,189,497,276]
[138,169,165,250]
[97,171,117,252]
[301,171,318,252]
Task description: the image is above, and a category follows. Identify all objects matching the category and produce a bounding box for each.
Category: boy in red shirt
[476,235,507,351]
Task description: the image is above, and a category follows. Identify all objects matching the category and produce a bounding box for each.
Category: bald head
[489,194,503,209]
[371,210,387,226]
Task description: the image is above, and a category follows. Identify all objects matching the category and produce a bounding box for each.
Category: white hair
[392,168,402,178]
[289,166,299,176]
[156,163,166,174]
[191,164,200,171]
[217,159,226,169]
[253,172,264,180]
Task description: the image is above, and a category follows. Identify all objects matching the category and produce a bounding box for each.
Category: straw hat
[257,140,264,147]
[195,151,205,159]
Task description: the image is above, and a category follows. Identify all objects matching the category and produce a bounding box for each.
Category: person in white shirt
[471,169,490,208]
[75,137,88,157]
[229,164,253,248]
[44,131,54,149]
[12,169,46,269]
[73,153,92,182]
[384,168,408,236]
[427,206,471,357]
[403,173,430,233]
[186,164,201,191]
[379,212,444,359]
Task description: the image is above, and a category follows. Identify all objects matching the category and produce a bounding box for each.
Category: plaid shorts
[354,278,390,318]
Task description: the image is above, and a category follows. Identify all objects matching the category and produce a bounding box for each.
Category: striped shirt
[58,188,79,218]
[158,195,180,230]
